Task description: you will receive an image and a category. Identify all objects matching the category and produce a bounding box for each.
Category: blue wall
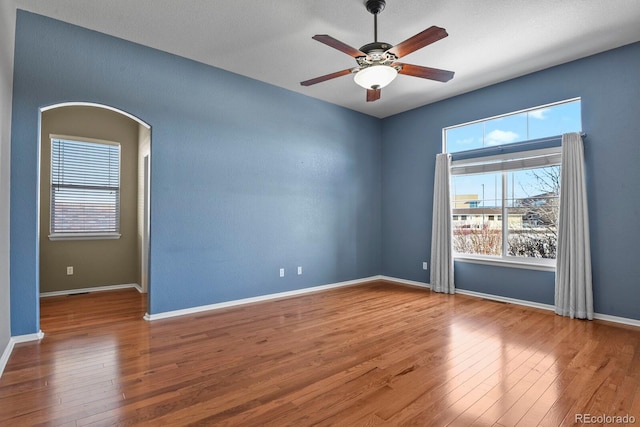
[10,11,382,334]
[381,42,640,320]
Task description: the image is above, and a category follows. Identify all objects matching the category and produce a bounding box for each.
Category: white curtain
[555,132,593,319]
[430,153,454,294]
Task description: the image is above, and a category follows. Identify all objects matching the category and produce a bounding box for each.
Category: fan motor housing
[359,41,392,53]
[365,0,386,15]
[357,41,397,66]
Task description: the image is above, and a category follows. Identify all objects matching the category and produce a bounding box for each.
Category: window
[50,136,121,240]
[444,99,581,269]
[445,98,581,154]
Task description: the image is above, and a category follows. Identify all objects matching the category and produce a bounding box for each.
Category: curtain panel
[430,153,455,294]
[555,132,593,319]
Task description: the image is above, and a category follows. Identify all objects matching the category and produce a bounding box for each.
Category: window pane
[445,99,581,154]
[445,122,483,153]
[527,100,581,140]
[483,113,527,147]
[452,173,502,256]
[506,166,560,259]
[52,187,119,233]
[51,138,121,234]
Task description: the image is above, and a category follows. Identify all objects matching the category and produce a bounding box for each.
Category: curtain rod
[450,132,586,160]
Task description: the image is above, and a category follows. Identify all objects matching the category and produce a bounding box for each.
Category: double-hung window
[49,135,122,240]
[444,98,581,270]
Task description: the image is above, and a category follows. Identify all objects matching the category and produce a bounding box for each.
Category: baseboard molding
[11,330,45,343]
[377,275,430,289]
[593,313,640,328]
[145,276,379,321]
[138,273,639,329]
[40,283,142,298]
[454,288,556,312]
[0,330,44,378]
[0,339,13,379]
[378,278,640,329]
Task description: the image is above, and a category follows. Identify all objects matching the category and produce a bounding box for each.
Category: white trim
[42,102,151,129]
[0,339,13,379]
[378,277,640,328]
[378,275,431,289]
[593,313,640,328]
[0,331,44,378]
[453,257,556,272]
[48,232,121,241]
[144,276,379,321]
[40,283,142,298]
[454,288,640,328]
[141,274,639,329]
[381,278,640,329]
[450,147,562,174]
[454,288,555,311]
[50,134,121,147]
[11,330,45,343]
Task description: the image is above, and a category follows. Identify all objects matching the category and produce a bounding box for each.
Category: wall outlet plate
[422,262,428,270]
[67,266,74,275]
[297,266,302,275]
[279,268,285,277]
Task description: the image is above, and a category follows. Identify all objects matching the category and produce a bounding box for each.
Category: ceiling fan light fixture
[353,65,398,90]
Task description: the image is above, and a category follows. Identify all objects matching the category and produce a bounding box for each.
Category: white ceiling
[14,0,640,118]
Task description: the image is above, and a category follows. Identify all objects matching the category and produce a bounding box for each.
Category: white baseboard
[378,275,430,289]
[453,288,640,327]
[0,339,13,379]
[380,276,640,329]
[593,312,640,328]
[40,283,142,298]
[33,276,638,328]
[454,288,555,312]
[11,330,45,343]
[4,276,637,378]
[145,276,379,321]
[0,330,44,378]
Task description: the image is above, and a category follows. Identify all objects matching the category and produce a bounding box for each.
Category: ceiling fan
[300,0,454,102]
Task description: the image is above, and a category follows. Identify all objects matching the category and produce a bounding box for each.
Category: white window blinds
[450,147,562,176]
[51,137,121,235]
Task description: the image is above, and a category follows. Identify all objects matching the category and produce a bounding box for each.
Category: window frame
[450,157,561,271]
[442,97,581,154]
[48,134,122,241]
[442,98,582,272]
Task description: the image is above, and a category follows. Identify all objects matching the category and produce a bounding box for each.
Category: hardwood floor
[1,281,638,426]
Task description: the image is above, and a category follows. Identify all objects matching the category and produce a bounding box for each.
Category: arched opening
[37,102,151,328]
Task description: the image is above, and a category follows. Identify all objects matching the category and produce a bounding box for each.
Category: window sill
[454,256,556,272]
[49,233,122,241]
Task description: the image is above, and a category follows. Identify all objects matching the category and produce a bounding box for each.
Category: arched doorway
[38,102,151,327]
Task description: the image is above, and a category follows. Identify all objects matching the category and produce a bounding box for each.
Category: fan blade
[312,35,366,58]
[387,26,448,58]
[300,69,353,86]
[366,88,381,102]
[395,63,454,82]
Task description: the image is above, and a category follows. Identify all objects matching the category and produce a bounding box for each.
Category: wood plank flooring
[1,281,639,426]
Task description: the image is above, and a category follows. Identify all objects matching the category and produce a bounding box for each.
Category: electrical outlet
[279,268,285,277]
[422,262,428,270]
[66,266,74,275]
[297,266,302,275]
